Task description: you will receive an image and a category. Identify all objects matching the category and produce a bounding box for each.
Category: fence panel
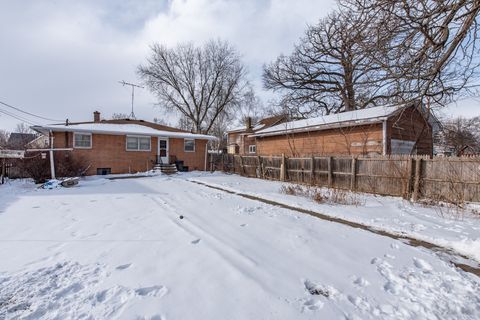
[260,156,282,180]
[210,154,480,203]
[286,158,312,184]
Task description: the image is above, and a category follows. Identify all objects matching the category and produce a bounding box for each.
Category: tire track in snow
[189,180,480,277]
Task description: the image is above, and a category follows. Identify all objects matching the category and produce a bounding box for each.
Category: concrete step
[154,163,178,174]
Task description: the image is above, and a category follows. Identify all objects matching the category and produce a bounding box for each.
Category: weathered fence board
[210,154,480,203]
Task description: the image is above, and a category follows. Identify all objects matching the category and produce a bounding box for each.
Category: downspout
[382,120,387,156]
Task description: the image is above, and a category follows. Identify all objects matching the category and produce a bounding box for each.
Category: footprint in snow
[302,298,324,311]
[413,257,433,272]
[390,243,400,249]
[352,276,370,288]
[135,285,168,297]
[240,224,247,227]
[32,206,40,209]
[191,239,201,244]
[116,263,131,270]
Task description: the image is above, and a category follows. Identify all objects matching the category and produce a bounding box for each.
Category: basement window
[126,136,151,151]
[73,133,92,149]
[248,145,256,154]
[184,139,195,152]
[96,168,111,175]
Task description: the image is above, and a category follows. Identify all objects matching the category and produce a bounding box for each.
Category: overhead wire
[0,100,63,122]
[0,108,38,126]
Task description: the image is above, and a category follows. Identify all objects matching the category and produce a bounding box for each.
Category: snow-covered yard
[190,172,480,263]
[0,173,479,319]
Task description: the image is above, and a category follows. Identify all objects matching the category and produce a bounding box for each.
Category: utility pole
[119,80,144,119]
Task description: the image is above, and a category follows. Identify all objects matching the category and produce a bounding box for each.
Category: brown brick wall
[52,132,208,175]
[256,124,384,157]
[168,137,207,171]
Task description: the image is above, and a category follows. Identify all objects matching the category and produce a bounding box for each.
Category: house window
[184,139,195,152]
[73,133,92,148]
[126,136,151,151]
[248,145,256,154]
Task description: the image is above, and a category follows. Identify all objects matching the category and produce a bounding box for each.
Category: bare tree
[138,40,249,134]
[111,113,130,120]
[0,130,9,148]
[437,116,480,155]
[233,89,264,127]
[15,123,33,134]
[340,0,480,106]
[263,11,391,117]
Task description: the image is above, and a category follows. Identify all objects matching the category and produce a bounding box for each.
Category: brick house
[251,104,438,157]
[227,115,287,155]
[31,112,217,175]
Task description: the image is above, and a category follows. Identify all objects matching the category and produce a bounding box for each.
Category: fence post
[257,156,262,178]
[350,157,357,191]
[327,156,333,187]
[280,153,286,181]
[412,158,422,201]
[240,156,246,176]
[1,159,5,184]
[310,156,315,185]
[406,157,413,198]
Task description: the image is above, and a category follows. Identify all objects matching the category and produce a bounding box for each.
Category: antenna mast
[119,80,144,119]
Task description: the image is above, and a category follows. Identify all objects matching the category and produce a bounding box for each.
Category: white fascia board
[31,125,218,141]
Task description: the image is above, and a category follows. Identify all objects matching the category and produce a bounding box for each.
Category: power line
[0,108,38,126]
[0,100,63,122]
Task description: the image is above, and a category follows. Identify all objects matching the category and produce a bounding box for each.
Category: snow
[189,172,480,263]
[31,123,218,141]
[0,174,479,319]
[253,104,405,137]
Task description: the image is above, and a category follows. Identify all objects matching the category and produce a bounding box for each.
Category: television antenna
[119,80,144,119]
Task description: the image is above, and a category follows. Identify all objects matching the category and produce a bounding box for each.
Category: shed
[252,104,438,157]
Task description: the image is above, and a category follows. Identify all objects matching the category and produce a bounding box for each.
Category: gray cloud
[0,0,473,132]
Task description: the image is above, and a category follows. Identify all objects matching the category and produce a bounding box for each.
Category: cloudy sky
[0,0,477,132]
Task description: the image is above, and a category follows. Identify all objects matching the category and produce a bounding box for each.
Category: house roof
[66,118,189,133]
[228,115,288,134]
[7,133,37,147]
[31,123,218,141]
[252,103,438,137]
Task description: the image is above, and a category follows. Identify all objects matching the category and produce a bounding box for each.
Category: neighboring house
[26,134,50,149]
[7,133,38,149]
[251,103,438,157]
[227,115,287,155]
[31,111,217,175]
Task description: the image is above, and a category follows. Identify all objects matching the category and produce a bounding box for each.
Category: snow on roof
[31,123,218,141]
[253,104,407,137]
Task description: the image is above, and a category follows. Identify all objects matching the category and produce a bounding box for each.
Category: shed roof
[252,104,436,137]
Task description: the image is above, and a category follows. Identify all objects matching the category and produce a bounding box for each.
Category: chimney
[245,117,252,130]
[93,111,100,122]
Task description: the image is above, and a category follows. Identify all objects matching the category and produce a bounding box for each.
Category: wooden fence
[210,154,480,203]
